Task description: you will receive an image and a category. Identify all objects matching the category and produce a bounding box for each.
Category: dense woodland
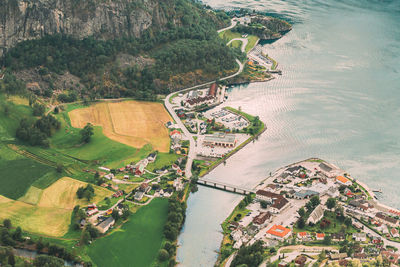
[2,0,242,100]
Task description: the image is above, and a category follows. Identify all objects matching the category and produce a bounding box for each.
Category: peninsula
[217,159,400,267]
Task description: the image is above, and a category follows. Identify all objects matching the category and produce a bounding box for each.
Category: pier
[197,178,256,195]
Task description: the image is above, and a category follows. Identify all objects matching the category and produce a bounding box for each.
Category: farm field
[88,198,168,267]
[0,177,113,237]
[69,101,172,152]
[0,152,55,199]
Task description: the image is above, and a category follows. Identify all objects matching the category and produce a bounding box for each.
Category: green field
[0,150,54,199]
[218,30,259,53]
[88,198,168,267]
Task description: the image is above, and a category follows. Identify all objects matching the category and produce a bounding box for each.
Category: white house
[353,233,367,242]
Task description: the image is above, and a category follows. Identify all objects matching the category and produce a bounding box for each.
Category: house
[266,225,291,241]
[336,175,352,186]
[331,233,346,241]
[256,190,282,203]
[381,250,400,264]
[86,208,99,217]
[330,253,347,260]
[147,153,157,162]
[203,133,236,148]
[376,212,399,227]
[391,228,399,238]
[185,95,215,109]
[233,239,243,249]
[170,130,182,140]
[278,259,290,267]
[307,204,324,225]
[295,255,307,266]
[139,183,150,193]
[104,173,114,180]
[316,233,325,241]
[134,191,145,201]
[270,197,289,214]
[229,221,239,230]
[353,253,367,259]
[208,83,218,97]
[352,233,367,242]
[123,175,129,180]
[252,212,272,227]
[96,217,115,234]
[326,186,339,198]
[172,164,179,171]
[135,159,148,176]
[231,228,243,242]
[173,178,184,191]
[297,232,308,240]
[247,225,259,236]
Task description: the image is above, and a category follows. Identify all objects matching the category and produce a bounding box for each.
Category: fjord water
[177,0,400,266]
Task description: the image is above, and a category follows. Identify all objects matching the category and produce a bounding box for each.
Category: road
[217,19,238,33]
[227,38,248,53]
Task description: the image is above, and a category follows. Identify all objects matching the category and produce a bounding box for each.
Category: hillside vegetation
[2,0,243,99]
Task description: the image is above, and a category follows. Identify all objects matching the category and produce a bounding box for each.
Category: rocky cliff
[0,0,180,56]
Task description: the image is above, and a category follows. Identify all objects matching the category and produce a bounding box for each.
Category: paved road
[217,19,238,33]
[227,38,248,53]
[164,59,244,179]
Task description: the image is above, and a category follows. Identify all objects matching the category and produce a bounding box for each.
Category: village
[221,159,400,266]
[76,82,264,236]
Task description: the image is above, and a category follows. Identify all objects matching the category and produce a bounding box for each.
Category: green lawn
[146,153,180,172]
[229,40,242,49]
[88,198,168,267]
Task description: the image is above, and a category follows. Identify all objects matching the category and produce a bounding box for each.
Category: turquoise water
[177,0,400,266]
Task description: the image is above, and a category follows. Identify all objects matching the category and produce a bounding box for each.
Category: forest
[2,0,242,100]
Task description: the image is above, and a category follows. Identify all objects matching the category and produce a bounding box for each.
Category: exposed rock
[0,0,174,56]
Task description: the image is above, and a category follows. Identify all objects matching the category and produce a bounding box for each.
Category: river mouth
[177,0,400,266]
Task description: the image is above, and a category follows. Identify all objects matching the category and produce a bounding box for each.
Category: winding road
[227,38,248,53]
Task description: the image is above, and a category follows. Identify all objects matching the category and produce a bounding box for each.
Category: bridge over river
[196,178,256,195]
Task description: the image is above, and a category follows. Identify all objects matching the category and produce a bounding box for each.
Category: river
[177,0,400,266]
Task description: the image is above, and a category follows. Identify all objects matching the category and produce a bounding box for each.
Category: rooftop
[267,225,291,238]
[204,133,236,143]
[336,175,350,184]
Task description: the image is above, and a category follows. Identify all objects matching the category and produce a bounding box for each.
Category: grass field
[0,155,55,199]
[88,198,168,267]
[219,30,259,53]
[69,101,172,152]
[0,177,113,237]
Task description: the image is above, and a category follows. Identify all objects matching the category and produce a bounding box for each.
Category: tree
[158,249,170,261]
[297,217,305,229]
[111,209,120,221]
[12,227,22,241]
[3,219,11,229]
[4,105,9,116]
[323,235,332,245]
[326,198,336,210]
[56,164,63,173]
[298,207,305,217]
[32,103,45,116]
[344,217,352,227]
[260,200,268,209]
[8,253,15,266]
[33,255,64,267]
[80,123,94,143]
[310,195,320,207]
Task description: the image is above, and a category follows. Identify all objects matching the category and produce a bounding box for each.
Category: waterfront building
[336,175,352,186]
[203,133,236,148]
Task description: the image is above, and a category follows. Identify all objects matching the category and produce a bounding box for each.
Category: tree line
[16,114,60,147]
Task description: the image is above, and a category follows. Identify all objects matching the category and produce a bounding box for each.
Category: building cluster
[184,83,219,110]
[226,159,400,266]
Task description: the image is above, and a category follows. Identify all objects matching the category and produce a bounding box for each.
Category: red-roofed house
[266,225,291,241]
[316,233,325,241]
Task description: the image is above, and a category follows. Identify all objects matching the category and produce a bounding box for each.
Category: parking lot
[203,107,249,130]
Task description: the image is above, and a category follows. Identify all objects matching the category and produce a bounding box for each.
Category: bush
[158,249,169,261]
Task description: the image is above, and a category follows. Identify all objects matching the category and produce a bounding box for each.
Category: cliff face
[0,0,176,56]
